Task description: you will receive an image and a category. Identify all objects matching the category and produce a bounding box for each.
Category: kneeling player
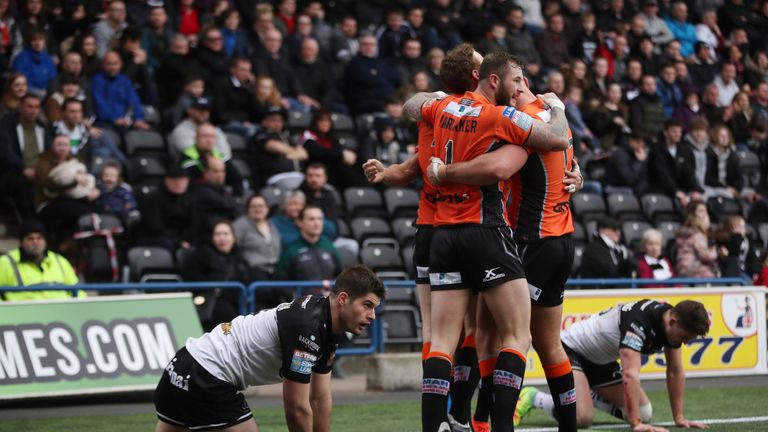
[515,299,710,432]
[154,265,385,432]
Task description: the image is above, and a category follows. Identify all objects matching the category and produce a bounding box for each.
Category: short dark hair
[62,97,83,111]
[664,118,683,130]
[120,27,141,44]
[672,300,710,336]
[479,50,523,81]
[332,265,386,301]
[20,93,41,104]
[305,161,326,173]
[298,204,323,220]
[441,43,477,94]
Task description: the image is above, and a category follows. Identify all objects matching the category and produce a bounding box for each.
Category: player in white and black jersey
[515,299,710,432]
[154,265,385,432]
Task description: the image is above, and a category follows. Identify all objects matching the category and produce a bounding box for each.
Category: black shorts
[429,225,525,292]
[518,234,574,307]
[563,343,623,389]
[413,225,434,285]
[155,347,253,430]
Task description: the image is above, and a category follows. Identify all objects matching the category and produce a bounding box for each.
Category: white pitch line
[518,416,768,431]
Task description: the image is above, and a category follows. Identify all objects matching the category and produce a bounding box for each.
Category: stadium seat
[641,193,678,224]
[355,113,376,137]
[88,156,121,175]
[570,193,607,222]
[571,244,585,277]
[736,150,761,188]
[344,187,386,218]
[383,304,422,343]
[127,246,180,282]
[101,127,122,151]
[584,220,598,242]
[622,221,653,251]
[656,221,681,246]
[606,191,644,222]
[226,132,248,159]
[360,245,404,273]
[331,113,355,132]
[124,130,165,157]
[336,218,351,238]
[143,105,160,126]
[337,133,358,150]
[260,186,283,215]
[266,171,304,191]
[229,158,253,192]
[758,223,768,249]
[75,213,124,283]
[136,182,159,199]
[385,285,416,304]
[287,110,311,131]
[126,156,166,183]
[384,187,420,218]
[707,196,741,223]
[391,217,416,246]
[572,221,587,245]
[350,217,397,249]
[336,238,360,268]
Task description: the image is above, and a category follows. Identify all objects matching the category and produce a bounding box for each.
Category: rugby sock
[543,360,577,432]
[422,352,452,432]
[473,357,496,424]
[591,391,624,420]
[491,348,527,432]
[422,342,432,363]
[450,335,479,424]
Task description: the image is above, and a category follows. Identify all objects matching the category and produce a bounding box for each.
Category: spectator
[0,94,49,218]
[181,123,243,197]
[586,57,613,106]
[599,34,630,81]
[622,58,644,102]
[647,119,703,206]
[701,82,726,125]
[425,47,445,90]
[377,9,411,59]
[683,117,711,193]
[393,38,427,87]
[44,75,85,123]
[745,50,768,90]
[633,36,661,76]
[291,37,336,112]
[535,13,571,71]
[330,15,358,64]
[169,96,232,161]
[712,63,740,108]
[590,82,630,150]
[117,27,157,107]
[270,190,336,248]
[298,109,364,189]
[52,98,125,167]
[688,42,718,91]
[73,32,100,77]
[715,214,760,278]
[138,164,199,252]
[725,91,752,145]
[673,88,705,132]
[630,74,666,141]
[276,205,341,281]
[196,26,230,81]
[173,0,201,41]
[675,200,718,277]
[361,116,407,164]
[298,162,338,224]
[254,74,288,113]
[0,219,80,301]
[597,0,632,34]
[11,30,56,96]
[396,70,435,100]
[545,70,566,97]
[745,117,768,161]
[572,12,600,65]
[505,6,541,73]
[664,1,697,57]
[275,0,296,36]
[475,22,511,56]
[344,33,401,115]
[212,57,261,138]
[182,220,251,330]
[636,228,675,284]
[164,74,205,127]
[34,135,99,238]
[425,0,463,51]
[0,73,29,118]
[94,161,138,225]
[405,6,439,53]
[517,0,545,29]
[604,133,649,195]
[459,0,493,43]
[249,105,303,186]
[253,29,301,110]
[751,82,768,123]
[16,0,53,52]
[657,63,683,118]
[705,124,742,199]
[695,10,722,61]
[248,3,281,55]
[718,0,750,38]
[218,8,250,59]
[641,0,674,46]
[45,52,95,115]
[564,86,599,156]
[140,6,173,72]
[93,0,128,59]
[302,1,334,54]
[580,216,636,279]
[189,156,240,232]
[90,51,150,131]
[155,34,204,108]
[233,194,281,280]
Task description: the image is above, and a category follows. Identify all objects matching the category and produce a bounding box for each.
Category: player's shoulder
[497,105,534,132]
[276,295,328,328]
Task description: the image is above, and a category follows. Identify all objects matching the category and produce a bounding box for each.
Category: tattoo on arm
[402,92,440,122]
[527,107,569,151]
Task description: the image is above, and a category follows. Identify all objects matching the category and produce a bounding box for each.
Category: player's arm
[283,379,314,432]
[619,348,660,432]
[428,145,529,186]
[402,91,447,121]
[526,101,571,152]
[665,347,709,429]
[309,371,332,432]
[363,154,420,186]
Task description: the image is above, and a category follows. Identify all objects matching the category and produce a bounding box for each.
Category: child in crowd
[94,162,139,226]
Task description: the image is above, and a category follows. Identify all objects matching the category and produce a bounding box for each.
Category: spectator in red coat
[637,228,675,286]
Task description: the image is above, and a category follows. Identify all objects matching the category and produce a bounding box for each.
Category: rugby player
[514,299,710,432]
[153,265,385,432]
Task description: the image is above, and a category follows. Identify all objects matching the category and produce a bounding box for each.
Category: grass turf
[1,387,765,432]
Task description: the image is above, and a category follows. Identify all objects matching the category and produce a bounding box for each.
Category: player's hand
[631,423,669,432]
[536,92,565,112]
[564,161,583,194]
[363,159,386,183]
[675,419,709,429]
[427,157,445,186]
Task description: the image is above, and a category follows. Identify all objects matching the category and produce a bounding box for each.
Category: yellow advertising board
[525,287,767,383]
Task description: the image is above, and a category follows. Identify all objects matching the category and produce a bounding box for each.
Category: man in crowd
[91,51,151,131]
[276,205,341,281]
[169,96,231,161]
[580,216,636,279]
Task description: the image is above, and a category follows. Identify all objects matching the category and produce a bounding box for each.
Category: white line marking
[519,416,768,431]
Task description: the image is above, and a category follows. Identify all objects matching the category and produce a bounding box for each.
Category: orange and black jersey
[421,91,534,227]
[415,121,436,226]
[507,99,575,240]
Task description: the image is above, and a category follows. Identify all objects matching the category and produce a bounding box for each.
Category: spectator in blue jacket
[664,1,698,58]
[343,33,401,115]
[90,50,151,131]
[657,63,683,118]
[12,30,57,95]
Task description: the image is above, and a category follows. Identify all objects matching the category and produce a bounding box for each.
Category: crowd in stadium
[1,0,768,306]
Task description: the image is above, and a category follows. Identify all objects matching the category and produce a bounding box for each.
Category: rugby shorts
[413,225,434,285]
[517,234,574,307]
[563,342,623,389]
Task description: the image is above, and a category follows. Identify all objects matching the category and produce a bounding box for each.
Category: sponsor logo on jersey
[630,322,645,335]
[165,357,190,391]
[290,350,317,374]
[503,106,533,131]
[460,98,474,106]
[553,201,570,213]
[453,365,471,382]
[443,101,482,118]
[559,389,577,405]
[622,330,645,351]
[429,272,462,286]
[299,334,320,351]
[493,370,522,389]
[422,378,451,395]
[528,283,542,300]
[220,322,232,335]
[483,267,506,283]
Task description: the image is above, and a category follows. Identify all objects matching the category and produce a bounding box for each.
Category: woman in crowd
[0,73,27,117]
[233,194,281,280]
[637,228,675,286]
[254,74,289,113]
[675,200,719,278]
[705,124,742,200]
[590,82,629,150]
[73,32,100,77]
[297,109,364,189]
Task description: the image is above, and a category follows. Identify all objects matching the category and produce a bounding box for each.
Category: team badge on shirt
[290,350,317,374]
[502,106,533,131]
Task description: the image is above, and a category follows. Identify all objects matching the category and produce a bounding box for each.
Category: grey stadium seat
[127,246,180,282]
[641,193,678,224]
[607,191,644,222]
[384,187,420,218]
[570,193,607,222]
[344,187,386,218]
[124,130,165,156]
[126,156,166,183]
[622,220,653,251]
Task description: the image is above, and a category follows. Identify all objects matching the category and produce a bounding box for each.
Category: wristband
[547,98,565,112]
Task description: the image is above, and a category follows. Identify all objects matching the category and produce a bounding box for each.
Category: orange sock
[478,357,497,378]
[500,347,527,363]
[422,342,432,362]
[543,359,572,378]
[461,334,477,349]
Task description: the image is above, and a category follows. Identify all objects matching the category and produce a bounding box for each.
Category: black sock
[544,362,577,432]
[473,375,494,423]
[491,350,527,432]
[422,354,452,432]
[449,342,479,424]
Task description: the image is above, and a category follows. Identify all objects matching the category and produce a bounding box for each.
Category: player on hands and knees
[153,265,385,432]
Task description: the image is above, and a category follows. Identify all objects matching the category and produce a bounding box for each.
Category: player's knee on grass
[620,402,653,424]
[576,411,594,428]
